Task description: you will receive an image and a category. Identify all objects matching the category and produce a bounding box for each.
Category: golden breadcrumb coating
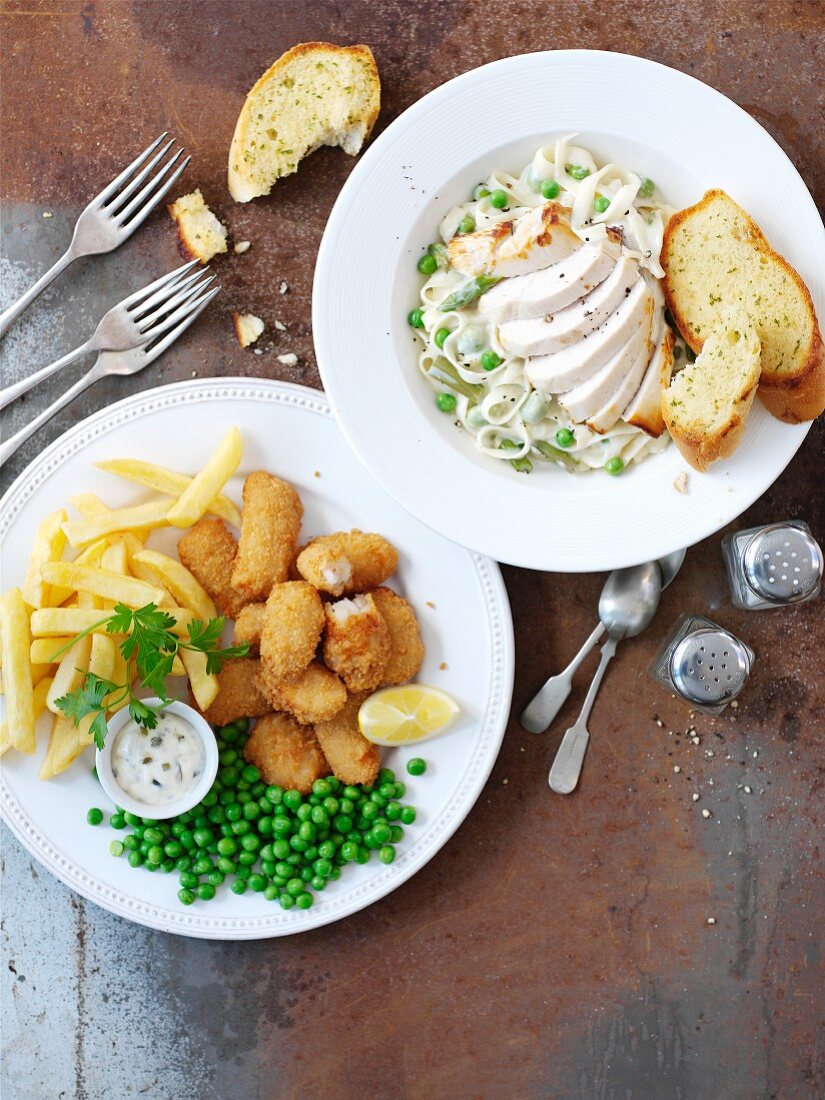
[322,594,390,692]
[313,693,381,786]
[259,581,324,683]
[197,658,270,726]
[231,472,303,601]
[243,713,328,794]
[258,661,347,725]
[177,518,248,619]
[295,530,398,596]
[232,602,265,651]
[369,587,425,685]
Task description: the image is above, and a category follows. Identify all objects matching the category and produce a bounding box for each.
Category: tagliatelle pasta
[413,137,675,475]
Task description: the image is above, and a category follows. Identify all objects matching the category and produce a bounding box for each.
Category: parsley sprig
[53,603,249,749]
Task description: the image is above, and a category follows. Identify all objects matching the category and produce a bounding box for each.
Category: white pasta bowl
[96,699,218,820]
[313,50,822,571]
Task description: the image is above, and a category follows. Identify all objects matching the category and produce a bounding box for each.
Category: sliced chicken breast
[448,202,580,279]
[623,324,675,437]
[478,238,620,325]
[558,318,651,425]
[587,314,656,432]
[526,281,654,393]
[497,257,641,357]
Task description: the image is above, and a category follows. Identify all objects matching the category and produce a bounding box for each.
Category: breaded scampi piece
[233,603,265,652]
[314,693,381,787]
[259,581,324,683]
[370,587,425,685]
[231,472,303,601]
[295,530,398,596]
[177,518,248,619]
[322,594,390,692]
[197,658,270,726]
[243,713,329,794]
[258,661,347,725]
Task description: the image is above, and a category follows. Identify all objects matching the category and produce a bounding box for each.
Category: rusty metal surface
[1,2,823,1098]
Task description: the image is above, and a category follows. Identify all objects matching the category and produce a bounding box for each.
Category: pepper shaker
[722,521,822,610]
[651,614,755,714]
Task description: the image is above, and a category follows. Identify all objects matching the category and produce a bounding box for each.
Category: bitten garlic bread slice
[662,307,761,471]
[228,42,380,202]
[167,189,228,262]
[661,189,825,423]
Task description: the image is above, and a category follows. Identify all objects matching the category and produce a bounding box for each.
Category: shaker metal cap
[743,523,823,603]
[670,628,751,706]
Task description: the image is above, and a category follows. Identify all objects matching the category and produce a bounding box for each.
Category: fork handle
[0,339,92,410]
[548,636,618,795]
[0,364,101,467]
[0,246,76,340]
[520,621,606,734]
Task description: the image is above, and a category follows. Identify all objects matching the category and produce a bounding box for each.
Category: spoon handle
[548,636,618,794]
[520,621,606,734]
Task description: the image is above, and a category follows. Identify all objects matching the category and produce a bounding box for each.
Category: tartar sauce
[111,712,205,807]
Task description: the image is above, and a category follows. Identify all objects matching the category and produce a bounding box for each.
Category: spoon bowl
[599,560,662,640]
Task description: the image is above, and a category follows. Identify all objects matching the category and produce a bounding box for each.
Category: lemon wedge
[358,685,460,746]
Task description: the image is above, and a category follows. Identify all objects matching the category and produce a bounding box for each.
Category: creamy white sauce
[111,712,205,807]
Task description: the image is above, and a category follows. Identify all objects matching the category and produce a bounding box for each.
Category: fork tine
[117,259,200,311]
[105,138,175,215]
[118,154,191,237]
[115,150,188,227]
[90,133,168,208]
[138,274,216,332]
[139,283,220,343]
[142,289,218,360]
[130,265,208,320]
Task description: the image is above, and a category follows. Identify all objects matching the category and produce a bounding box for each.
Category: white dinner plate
[0,379,513,939]
[313,50,821,571]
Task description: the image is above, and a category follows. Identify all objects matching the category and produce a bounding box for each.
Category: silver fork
[0,133,189,340]
[0,260,213,410]
[0,285,219,467]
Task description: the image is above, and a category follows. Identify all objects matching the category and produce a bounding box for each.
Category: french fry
[173,608,219,709]
[62,500,170,549]
[69,493,150,545]
[0,677,52,757]
[40,563,166,609]
[167,427,243,528]
[31,638,73,664]
[0,589,35,752]
[46,635,92,715]
[48,538,111,605]
[30,609,109,638]
[39,634,117,778]
[131,549,218,622]
[100,541,129,576]
[95,459,242,527]
[21,510,68,609]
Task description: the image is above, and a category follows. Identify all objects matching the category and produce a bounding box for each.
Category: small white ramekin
[95,699,218,820]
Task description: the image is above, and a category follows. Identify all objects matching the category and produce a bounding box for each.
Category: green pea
[407,758,426,776]
[231,879,248,896]
[272,838,291,860]
[417,253,438,276]
[264,884,280,902]
[436,392,457,413]
[241,834,260,852]
[242,801,260,821]
[390,826,404,844]
[110,813,126,830]
[86,808,103,826]
[193,856,214,875]
[393,782,406,798]
[457,214,476,234]
[179,871,199,889]
[164,840,182,859]
[408,308,425,330]
[296,803,312,822]
[231,820,251,836]
[248,874,266,893]
[385,801,401,821]
[594,195,610,214]
[312,779,332,799]
[473,184,491,200]
[489,189,508,209]
[127,850,143,868]
[123,834,140,851]
[196,883,216,901]
[283,790,303,812]
[177,888,196,906]
[400,807,416,825]
[541,179,560,199]
[266,785,284,803]
[109,840,124,857]
[146,846,164,865]
[555,427,575,448]
[124,812,140,826]
[238,850,258,866]
[217,857,237,874]
[340,841,359,862]
[638,177,655,198]
[311,875,327,892]
[296,893,313,910]
[372,823,392,845]
[480,349,502,372]
[318,840,336,860]
[434,327,451,349]
[566,164,590,180]
[605,456,625,476]
[378,845,396,865]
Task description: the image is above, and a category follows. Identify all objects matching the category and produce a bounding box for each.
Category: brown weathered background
[1,2,823,1098]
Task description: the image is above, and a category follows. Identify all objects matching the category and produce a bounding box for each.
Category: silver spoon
[520,549,685,734]
[548,560,662,794]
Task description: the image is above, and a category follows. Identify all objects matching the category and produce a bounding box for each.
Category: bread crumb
[706,917,716,925]
[439,662,448,671]
[233,240,251,254]
[674,471,689,494]
[168,189,228,262]
[231,311,264,348]
[273,319,287,332]
[425,601,435,609]
[701,808,712,819]
[279,280,289,295]
[42,211,53,218]
[277,352,298,367]
[313,471,321,479]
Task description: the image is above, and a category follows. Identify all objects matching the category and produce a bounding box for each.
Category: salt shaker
[721,520,822,610]
[651,614,755,715]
